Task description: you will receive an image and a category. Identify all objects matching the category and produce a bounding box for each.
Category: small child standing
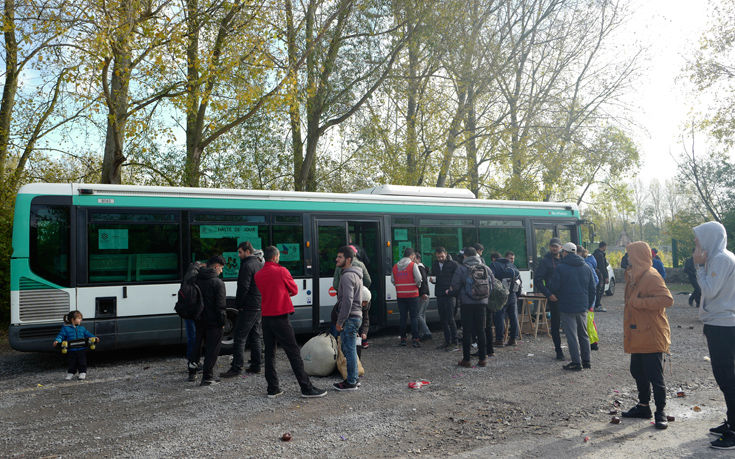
[53,311,98,380]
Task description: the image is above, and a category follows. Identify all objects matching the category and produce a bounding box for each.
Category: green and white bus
[9,183,582,352]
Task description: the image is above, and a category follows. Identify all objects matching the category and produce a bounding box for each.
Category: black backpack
[175,263,204,320]
[465,264,491,300]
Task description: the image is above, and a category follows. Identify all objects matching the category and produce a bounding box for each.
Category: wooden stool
[519,294,550,338]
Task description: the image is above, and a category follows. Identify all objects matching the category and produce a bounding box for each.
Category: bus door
[530,222,578,291]
[313,219,382,331]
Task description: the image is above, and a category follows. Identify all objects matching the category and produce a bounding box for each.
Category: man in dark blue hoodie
[534,237,564,360]
[550,243,597,371]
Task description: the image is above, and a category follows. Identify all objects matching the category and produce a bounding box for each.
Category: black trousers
[437,296,458,345]
[192,323,223,380]
[630,353,666,411]
[231,309,262,371]
[549,301,561,352]
[263,314,313,393]
[704,325,735,425]
[595,282,605,307]
[484,306,495,356]
[461,304,486,361]
[67,350,88,374]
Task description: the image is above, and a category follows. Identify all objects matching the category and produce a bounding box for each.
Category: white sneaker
[78,372,86,380]
[65,373,74,380]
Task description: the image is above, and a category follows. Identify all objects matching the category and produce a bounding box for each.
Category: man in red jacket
[255,246,327,399]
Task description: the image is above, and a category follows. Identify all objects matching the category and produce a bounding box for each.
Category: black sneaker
[399,338,407,347]
[412,339,421,348]
[200,378,219,386]
[711,430,735,450]
[301,386,328,398]
[187,372,196,382]
[556,350,565,361]
[711,420,730,437]
[219,368,241,378]
[582,361,591,369]
[621,404,652,419]
[563,362,582,371]
[595,306,607,312]
[245,367,261,374]
[654,411,668,430]
[267,388,284,399]
[333,380,358,391]
[590,342,599,351]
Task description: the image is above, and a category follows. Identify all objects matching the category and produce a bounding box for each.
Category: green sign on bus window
[200,225,258,239]
[99,229,128,250]
[223,251,239,278]
[394,228,408,240]
[277,243,300,261]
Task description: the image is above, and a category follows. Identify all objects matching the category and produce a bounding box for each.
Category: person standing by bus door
[392,247,422,348]
[221,241,264,378]
[415,253,432,341]
[431,247,459,351]
[534,237,565,361]
[333,246,363,391]
[255,246,327,399]
[191,255,227,386]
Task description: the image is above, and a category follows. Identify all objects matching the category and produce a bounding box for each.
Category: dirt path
[0,286,728,457]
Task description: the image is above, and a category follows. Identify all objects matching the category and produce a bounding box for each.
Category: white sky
[619,0,712,181]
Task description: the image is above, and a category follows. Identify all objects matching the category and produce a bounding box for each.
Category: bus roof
[18,183,579,213]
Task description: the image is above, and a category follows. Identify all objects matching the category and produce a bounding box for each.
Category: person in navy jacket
[53,310,97,380]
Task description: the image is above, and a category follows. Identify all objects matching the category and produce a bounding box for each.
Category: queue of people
[55,219,734,451]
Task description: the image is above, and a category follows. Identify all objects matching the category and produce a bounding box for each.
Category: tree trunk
[405,8,419,179]
[0,0,18,184]
[436,87,466,187]
[183,0,201,187]
[100,0,134,185]
[285,0,304,189]
[101,52,131,184]
[465,82,478,197]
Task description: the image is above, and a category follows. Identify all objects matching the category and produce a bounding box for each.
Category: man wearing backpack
[451,246,493,368]
[491,251,521,347]
[221,241,264,378]
[550,243,597,371]
[189,255,227,386]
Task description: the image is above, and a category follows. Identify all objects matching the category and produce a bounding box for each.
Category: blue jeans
[417,296,432,338]
[398,297,419,340]
[493,295,519,342]
[185,319,197,362]
[340,316,362,385]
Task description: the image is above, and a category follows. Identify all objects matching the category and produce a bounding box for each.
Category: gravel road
[0,285,730,458]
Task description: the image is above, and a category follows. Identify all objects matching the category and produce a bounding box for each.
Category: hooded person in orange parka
[621,241,673,429]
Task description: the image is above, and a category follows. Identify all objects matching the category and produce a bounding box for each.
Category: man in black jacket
[592,242,609,312]
[534,237,564,360]
[431,247,458,350]
[684,249,701,307]
[221,242,264,378]
[190,255,227,386]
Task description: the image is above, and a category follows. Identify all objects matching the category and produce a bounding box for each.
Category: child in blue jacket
[53,311,98,380]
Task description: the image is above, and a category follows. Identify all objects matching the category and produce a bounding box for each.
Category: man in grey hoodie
[334,246,364,391]
[693,221,735,450]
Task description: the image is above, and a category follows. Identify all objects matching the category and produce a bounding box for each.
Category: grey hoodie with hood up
[391,257,422,288]
[336,266,364,327]
[694,221,735,326]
